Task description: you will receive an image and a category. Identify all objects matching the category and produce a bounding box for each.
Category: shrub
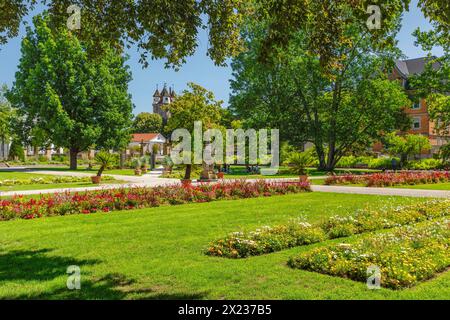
[285,151,314,175]
[367,157,400,170]
[0,180,311,221]
[288,219,450,289]
[405,159,443,170]
[207,200,450,258]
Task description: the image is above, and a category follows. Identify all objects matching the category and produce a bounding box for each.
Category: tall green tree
[410,0,449,137]
[385,132,432,166]
[7,14,133,170]
[0,84,15,159]
[133,113,163,133]
[230,9,410,171]
[164,82,223,179]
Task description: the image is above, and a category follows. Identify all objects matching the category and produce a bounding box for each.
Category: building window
[411,101,421,110]
[412,117,421,130]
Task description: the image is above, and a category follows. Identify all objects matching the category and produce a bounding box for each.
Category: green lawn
[0,170,126,192]
[394,183,450,191]
[0,192,448,300]
[0,181,126,192]
[0,171,52,180]
[30,167,137,176]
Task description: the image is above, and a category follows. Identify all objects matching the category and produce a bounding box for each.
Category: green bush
[8,138,24,161]
[367,157,400,169]
[405,159,443,170]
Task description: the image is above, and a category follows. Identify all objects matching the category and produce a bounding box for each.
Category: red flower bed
[366,171,450,187]
[324,175,366,185]
[0,180,311,221]
[324,171,450,187]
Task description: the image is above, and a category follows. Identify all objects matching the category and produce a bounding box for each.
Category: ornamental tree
[164,82,223,180]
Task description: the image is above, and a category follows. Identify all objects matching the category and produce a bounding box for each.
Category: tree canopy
[133,113,163,134]
[230,9,411,171]
[164,82,224,179]
[1,1,447,69]
[7,14,134,169]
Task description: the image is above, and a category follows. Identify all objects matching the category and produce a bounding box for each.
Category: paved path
[1,168,449,198]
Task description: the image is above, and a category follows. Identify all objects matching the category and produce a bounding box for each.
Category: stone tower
[152,84,175,124]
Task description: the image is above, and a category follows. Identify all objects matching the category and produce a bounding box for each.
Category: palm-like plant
[286,151,313,176]
[95,151,115,177]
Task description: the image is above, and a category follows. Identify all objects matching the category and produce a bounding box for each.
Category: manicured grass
[31,167,137,176]
[0,181,126,192]
[0,171,52,180]
[394,183,450,191]
[0,193,447,299]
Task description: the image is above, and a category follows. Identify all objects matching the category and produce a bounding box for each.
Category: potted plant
[132,158,142,176]
[91,151,114,184]
[162,156,174,174]
[286,151,313,181]
[141,156,149,174]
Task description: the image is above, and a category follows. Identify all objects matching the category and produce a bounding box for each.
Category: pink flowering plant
[0,180,311,221]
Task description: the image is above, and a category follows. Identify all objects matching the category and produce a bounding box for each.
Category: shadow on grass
[0,249,208,300]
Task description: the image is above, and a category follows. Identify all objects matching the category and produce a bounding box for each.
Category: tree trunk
[184,164,192,180]
[119,152,125,169]
[69,148,79,170]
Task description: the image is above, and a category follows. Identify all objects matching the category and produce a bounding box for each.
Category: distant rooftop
[394,57,441,78]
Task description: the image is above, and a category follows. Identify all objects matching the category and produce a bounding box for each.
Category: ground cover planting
[288,219,450,289]
[0,175,116,187]
[324,171,450,187]
[0,180,311,221]
[206,200,450,258]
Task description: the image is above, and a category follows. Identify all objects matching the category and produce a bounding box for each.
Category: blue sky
[0,0,443,115]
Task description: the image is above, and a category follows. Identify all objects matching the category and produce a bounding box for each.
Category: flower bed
[0,180,311,221]
[206,219,327,258]
[288,219,450,289]
[206,200,450,258]
[0,175,115,187]
[324,171,450,187]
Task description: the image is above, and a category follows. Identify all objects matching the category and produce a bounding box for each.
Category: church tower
[153,83,175,124]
